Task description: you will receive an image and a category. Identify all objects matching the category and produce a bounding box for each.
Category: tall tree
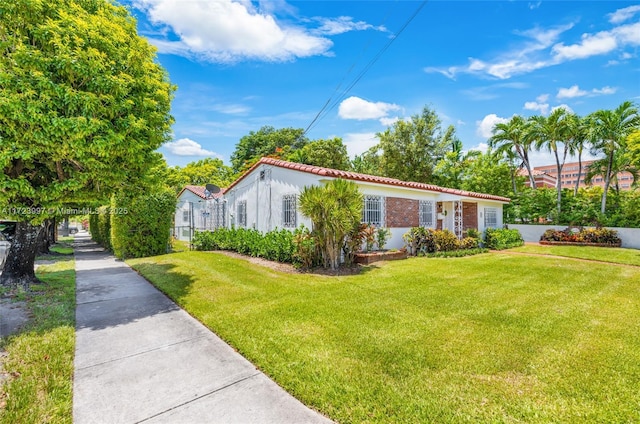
[588,101,640,214]
[166,158,235,193]
[529,107,572,215]
[489,115,537,189]
[567,114,592,196]
[286,137,351,170]
[433,132,480,189]
[0,0,174,288]
[351,146,382,176]
[627,130,640,169]
[461,151,516,198]
[376,107,449,183]
[230,126,308,173]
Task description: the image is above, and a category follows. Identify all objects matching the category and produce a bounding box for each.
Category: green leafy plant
[432,229,459,251]
[540,227,621,245]
[363,225,377,252]
[376,227,391,250]
[484,228,524,250]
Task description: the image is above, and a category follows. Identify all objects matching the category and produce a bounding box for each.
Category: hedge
[110,189,177,259]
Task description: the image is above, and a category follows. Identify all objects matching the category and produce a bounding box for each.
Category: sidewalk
[73,233,332,423]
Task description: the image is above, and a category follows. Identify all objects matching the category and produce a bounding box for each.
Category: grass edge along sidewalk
[129,249,640,423]
[0,243,75,424]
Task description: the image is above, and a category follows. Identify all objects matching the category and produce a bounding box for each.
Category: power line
[303,0,428,137]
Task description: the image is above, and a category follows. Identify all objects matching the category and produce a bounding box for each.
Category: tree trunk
[0,222,44,290]
[37,218,55,255]
[574,151,583,196]
[601,152,614,215]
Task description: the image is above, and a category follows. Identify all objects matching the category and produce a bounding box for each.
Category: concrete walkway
[73,233,331,424]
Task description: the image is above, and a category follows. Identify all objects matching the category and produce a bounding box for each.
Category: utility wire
[303,0,428,137]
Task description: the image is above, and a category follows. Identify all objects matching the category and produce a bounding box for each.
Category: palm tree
[299,178,363,270]
[489,115,536,189]
[588,101,640,214]
[528,107,572,215]
[567,113,592,196]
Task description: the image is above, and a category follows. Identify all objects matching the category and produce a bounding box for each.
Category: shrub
[432,229,459,251]
[293,226,318,269]
[484,228,524,250]
[459,237,479,250]
[376,227,391,250]
[403,227,436,256]
[110,189,177,259]
[540,227,621,245]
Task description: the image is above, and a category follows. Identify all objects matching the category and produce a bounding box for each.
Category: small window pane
[362,196,383,227]
[282,195,297,228]
[484,208,497,229]
[419,200,434,228]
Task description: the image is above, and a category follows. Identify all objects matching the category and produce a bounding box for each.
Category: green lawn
[129,250,640,423]
[0,251,76,424]
[511,244,640,266]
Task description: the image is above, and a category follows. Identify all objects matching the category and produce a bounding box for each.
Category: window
[362,195,384,227]
[484,207,498,229]
[419,200,434,228]
[182,209,190,223]
[181,227,190,238]
[237,200,247,227]
[282,194,297,228]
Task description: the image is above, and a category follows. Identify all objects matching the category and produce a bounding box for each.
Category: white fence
[509,224,640,250]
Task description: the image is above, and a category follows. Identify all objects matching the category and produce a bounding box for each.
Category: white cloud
[536,94,549,103]
[379,116,399,126]
[557,84,618,99]
[135,0,332,63]
[164,138,220,157]
[557,85,588,99]
[343,132,378,157]
[551,104,574,114]
[338,96,401,121]
[552,31,618,60]
[427,15,640,80]
[312,16,387,35]
[476,114,509,138]
[469,142,489,153]
[524,101,549,115]
[608,5,640,24]
[592,86,617,95]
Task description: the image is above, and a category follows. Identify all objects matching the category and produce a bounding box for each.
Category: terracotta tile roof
[178,185,225,200]
[226,157,511,203]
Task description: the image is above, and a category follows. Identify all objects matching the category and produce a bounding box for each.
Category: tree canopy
[0,0,174,287]
[230,126,308,173]
[286,137,351,170]
[376,106,449,183]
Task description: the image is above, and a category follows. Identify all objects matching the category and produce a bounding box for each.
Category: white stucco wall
[221,162,509,251]
[509,224,640,249]
[174,191,207,241]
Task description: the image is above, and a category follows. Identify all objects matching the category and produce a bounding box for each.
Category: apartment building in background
[532,160,635,191]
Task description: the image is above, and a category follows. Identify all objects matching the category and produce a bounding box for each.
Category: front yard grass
[0,250,75,424]
[511,244,640,266]
[129,250,640,423]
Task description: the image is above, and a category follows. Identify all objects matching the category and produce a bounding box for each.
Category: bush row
[193,227,295,264]
[403,227,481,256]
[540,227,621,245]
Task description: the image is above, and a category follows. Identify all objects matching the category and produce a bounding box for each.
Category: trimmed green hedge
[484,228,524,250]
[193,227,295,264]
[110,189,176,259]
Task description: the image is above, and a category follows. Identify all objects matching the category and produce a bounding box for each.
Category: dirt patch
[214,250,367,276]
[0,299,30,339]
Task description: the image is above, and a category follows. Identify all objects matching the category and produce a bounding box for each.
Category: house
[218,157,510,250]
[518,168,557,188]
[174,185,225,241]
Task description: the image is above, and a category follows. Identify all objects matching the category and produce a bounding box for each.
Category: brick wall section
[385,197,419,228]
[462,202,477,231]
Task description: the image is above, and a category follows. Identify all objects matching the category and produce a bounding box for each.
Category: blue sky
[124,1,640,168]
